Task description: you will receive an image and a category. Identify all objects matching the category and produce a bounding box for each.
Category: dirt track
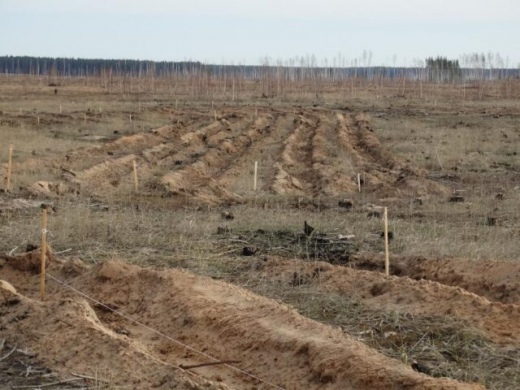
[17,108,447,202]
[0,252,482,390]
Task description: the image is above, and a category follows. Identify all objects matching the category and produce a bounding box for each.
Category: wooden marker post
[37,117,40,125]
[383,207,390,276]
[253,161,258,191]
[214,110,217,121]
[255,108,258,118]
[129,114,132,123]
[357,173,361,192]
[6,144,13,192]
[59,105,62,114]
[133,160,139,191]
[40,206,48,301]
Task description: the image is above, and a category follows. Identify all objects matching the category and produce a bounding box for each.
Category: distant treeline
[1,55,519,82]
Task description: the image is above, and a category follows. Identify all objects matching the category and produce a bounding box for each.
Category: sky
[1,0,519,66]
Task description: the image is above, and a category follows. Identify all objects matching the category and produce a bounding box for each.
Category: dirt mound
[27,181,77,197]
[351,252,520,305]
[0,279,18,300]
[0,257,480,389]
[257,257,520,345]
[2,246,55,273]
[0,288,226,390]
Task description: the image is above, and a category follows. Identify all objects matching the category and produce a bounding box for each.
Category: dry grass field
[1,75,519,389]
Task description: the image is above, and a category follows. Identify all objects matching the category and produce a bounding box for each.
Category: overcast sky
[1,0,519,66]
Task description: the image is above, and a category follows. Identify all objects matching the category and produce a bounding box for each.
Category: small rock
[486,217,496,227]
[381,231,394,240]
[338,234,355,240]
[304,221,314,236]
[367,211,382,218]
[411,360,432,375]
[217,226,231,234]
[221,211,234,220]
[338,199,354,209]
[495,193,505,200]
[242,247,258,256]
[116,328,130,336]
[448,195,465,203]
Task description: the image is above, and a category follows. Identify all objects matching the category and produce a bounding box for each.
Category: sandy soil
[0,250,482,390]
[255,256,520,345]
[350,252,520,305]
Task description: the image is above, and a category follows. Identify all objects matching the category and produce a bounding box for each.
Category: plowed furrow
[67,119,232,193]
[216,113,288,193]
[271,114,320,196]
[311,114,358,195]
[351,252,520,305]
[336,113,448,196]
[161,116,274,203]
[70,111,208,162]
[259,257,520,345]
[1,257,481,389]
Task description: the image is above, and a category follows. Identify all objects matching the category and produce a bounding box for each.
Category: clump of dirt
[27,181,78,197]
[351,252,520,305]
[0,256,480,389]
[0,279,18,302]
[2,246,55,273]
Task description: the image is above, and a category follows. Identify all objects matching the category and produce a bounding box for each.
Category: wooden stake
[255,108,258,118]
[214,110,217,121]
[254,161,258,191]
[132,160,139,191]
[357,173,361,192]
[37,117,40,125]
[40,206,48,301]
[59,105,62,114]
[384,207,390,276]
[129,114,132,123]
[6,144,13,192]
